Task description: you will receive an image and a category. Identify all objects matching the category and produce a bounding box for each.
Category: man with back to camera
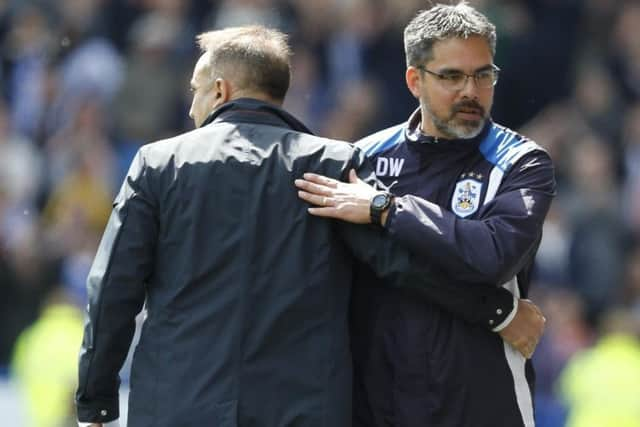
[76,24,544,427]
[296,3,556,427]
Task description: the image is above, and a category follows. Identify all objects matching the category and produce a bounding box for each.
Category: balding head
[197,26,291,102]
[188,25,292,127]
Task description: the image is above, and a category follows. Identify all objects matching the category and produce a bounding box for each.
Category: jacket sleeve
[385,150,556,285]
[76,149,158,424]
[337,147,516,328]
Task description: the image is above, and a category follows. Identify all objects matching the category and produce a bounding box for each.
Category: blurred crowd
[0,0,639,426]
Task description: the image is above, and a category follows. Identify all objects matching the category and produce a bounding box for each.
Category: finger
[348,169,359,184]
[527,344,536,359]
[298,191,336,207]
[294,179,335,197]
[532,305,543,317]
[521,301,545,321]
[512,337,534,351]
[516,345,529,359]
[308,207,341,218]
[296,190,319,205]
[523,300,544,316]
[512,343,529,359]
[302,173,340,188]
[522,342,535,359]
[527,338,540,356]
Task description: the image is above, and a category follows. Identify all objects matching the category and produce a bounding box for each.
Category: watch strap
[370,192,392,226]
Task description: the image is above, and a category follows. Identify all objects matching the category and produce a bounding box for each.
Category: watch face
[372,194,388,209]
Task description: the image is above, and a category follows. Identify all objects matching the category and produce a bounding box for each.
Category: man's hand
[499,299,546,359]
[295,169,379,223]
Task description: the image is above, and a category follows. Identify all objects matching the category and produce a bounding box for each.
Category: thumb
[348,169,359,183]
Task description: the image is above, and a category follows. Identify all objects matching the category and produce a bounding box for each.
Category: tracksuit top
[350,108,556,427]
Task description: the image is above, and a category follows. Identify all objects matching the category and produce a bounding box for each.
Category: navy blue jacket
[75,100,516,427]
[351,109,556,427]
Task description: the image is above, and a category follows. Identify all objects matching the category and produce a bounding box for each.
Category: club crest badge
[452,177,482,218]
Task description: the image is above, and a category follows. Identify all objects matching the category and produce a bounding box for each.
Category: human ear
[214,78,232,103]
[405,67,422,99]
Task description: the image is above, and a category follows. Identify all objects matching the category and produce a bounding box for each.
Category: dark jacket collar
[201,98,313,134]
[404,107,492,152]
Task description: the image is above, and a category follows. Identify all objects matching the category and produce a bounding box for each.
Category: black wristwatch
[370,192,393,226]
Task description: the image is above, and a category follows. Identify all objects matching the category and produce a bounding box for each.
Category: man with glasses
[296,3,555,426]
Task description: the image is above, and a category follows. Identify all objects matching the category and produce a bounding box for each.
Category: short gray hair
[404,2,496,67]
[196,25,291,101]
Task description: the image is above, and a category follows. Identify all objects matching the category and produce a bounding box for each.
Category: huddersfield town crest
[452,178,482,218]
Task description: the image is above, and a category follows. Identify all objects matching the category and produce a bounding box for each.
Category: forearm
[341,222,515,327]
[76,210,147,423]
[385,184,554,284]
[385,153,555,284]
[77,150,156,423]
[386,197,526,283]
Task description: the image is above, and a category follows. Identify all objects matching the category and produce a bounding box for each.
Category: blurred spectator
[5,3,56,140]
[209,0,283,30]
[580,0,622,55]
[0,99,43,211]
[360,0,420,127]
[112,10,189,143]
[565,135,626,323]
[531,287,593,427]
[96,0,144,52]
[54,0,125,102]
[324,0,369,97]
[535,204,570,286]
[622,102,640,235]
[40,134,113,271]
[52,34,124,131]
[608,1,640,104]
[571,58,624,155]
[10,285,83,427]
[492,0,583,129]
[558,308,640,427]
[620,242,640,318]
[0,225,26,369]
[320,78,380,141]
[283,45,325,130]
[42,92,117,194]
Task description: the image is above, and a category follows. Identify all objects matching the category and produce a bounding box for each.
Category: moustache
[453,102,485,117]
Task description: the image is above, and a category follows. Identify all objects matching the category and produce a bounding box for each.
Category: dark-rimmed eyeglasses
[417,65,500,91]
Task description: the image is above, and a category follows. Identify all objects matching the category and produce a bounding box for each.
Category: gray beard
[429,108,485,139]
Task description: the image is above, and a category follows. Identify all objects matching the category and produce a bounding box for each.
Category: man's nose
[459,75,480,98]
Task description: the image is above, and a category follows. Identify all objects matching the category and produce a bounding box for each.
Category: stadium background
[1,0,639,426]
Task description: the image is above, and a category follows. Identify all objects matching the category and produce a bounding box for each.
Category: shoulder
[304,133,354,152]
[355,123,406,157]
[138,127,201,162]
[284,131,358,165]
[136,125,234,174]
[480,123,556,195]
[479,122,552,174]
